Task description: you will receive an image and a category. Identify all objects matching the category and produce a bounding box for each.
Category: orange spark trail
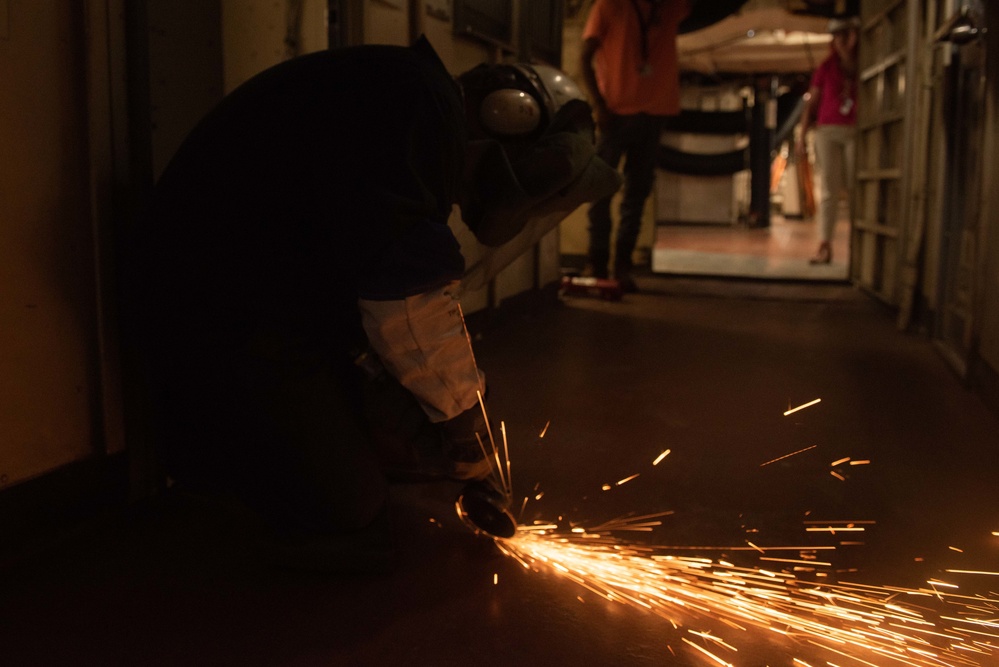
[496,524,999,667]
[476,407,996,666]
[760,445,817,467]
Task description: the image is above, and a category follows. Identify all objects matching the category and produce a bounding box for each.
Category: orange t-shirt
[582,0,691,116]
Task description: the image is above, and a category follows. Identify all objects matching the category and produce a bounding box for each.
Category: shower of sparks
[586,511,674,534]
[476,402,503,473]
[539,421,550,438]
[805,526,866,533]
[494,520,999,667]
[653,449,671,465]
[615,473,640,486]
[760,445,817,467]
[803,520,876,526]
[456,340,999,667]
[457,298,513,501]
[501,421,512,493]
[473,391,513,503]
[759,557,833,567]
[784,398,822,416]
[601,476,642,491]
[475,432,998,666]
[682,636,733,665]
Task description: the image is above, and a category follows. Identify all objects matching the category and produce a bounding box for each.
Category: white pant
[813,124,856,243]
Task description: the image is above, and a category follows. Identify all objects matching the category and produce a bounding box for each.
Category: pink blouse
[811,54,857,126]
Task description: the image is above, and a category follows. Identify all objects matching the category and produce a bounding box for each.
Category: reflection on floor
[653,216,850,281]
[4,280,999,666]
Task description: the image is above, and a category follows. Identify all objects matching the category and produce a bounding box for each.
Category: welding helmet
[458,62,586,141]
[455,64,621,279]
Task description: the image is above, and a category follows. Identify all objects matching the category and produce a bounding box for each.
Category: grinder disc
[455,481,517,539]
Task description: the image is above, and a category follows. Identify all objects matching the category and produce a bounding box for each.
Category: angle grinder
[455,480,517,539]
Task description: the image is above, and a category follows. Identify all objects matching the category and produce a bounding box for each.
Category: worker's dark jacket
[140,38,466,359]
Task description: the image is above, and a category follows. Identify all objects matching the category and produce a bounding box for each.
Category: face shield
[456,63,622,290]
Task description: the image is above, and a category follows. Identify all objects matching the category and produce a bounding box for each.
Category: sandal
[809,243,832,265]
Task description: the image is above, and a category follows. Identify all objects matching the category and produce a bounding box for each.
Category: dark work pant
[153,333,388,535]
[587,113,667,277]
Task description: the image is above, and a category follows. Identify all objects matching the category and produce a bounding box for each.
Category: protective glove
[357,348,492,482]
[438,403,494,481]
[357,350,437,474]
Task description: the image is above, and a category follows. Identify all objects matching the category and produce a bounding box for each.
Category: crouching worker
[129,36,620,572]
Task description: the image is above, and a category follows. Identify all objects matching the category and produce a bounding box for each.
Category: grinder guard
[456,480,517,539]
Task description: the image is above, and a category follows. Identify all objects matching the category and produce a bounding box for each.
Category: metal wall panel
[0,2,104,487]
[931,0,988,377]
[852,0,913,303]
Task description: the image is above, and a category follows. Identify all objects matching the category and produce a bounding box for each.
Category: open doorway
[653,216,851,280]
[652,7,849,281]
[559,2,859,283]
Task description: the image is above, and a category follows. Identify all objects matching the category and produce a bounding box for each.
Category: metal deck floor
[4,277,998,666]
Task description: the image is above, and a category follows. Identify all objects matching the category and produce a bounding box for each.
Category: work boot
[617,274,638,293]
[809,241,832,264]
[582,262,608,279]
[614,266,639,293]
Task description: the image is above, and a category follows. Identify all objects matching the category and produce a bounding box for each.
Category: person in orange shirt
[580,0,691,291]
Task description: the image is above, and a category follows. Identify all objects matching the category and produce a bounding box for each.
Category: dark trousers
[587,113,667,277]
[152,332,388,535]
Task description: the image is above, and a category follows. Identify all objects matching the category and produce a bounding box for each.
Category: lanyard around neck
[628,0,663,65]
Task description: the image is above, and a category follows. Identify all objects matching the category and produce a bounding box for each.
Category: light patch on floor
[652,217,850,281]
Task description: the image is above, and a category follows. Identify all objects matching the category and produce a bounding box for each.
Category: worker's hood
[459,99,621,290]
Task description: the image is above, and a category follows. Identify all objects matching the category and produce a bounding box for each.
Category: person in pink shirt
[579,0,691,291]
[797,16,860,265]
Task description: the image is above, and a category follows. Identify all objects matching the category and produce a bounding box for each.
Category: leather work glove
[357,349,492,482]
[358,353,437,473]
[438,404,494,481]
